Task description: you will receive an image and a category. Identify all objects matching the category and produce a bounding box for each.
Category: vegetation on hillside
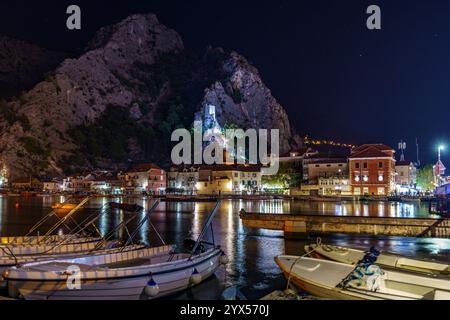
[67,48,231,171]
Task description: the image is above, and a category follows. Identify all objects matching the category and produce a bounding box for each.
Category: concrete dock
[239,211,450,239]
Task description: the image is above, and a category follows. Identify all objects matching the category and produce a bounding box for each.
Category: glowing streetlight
[438,145,446,161]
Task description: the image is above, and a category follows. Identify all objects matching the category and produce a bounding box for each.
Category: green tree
[416,164,435,191]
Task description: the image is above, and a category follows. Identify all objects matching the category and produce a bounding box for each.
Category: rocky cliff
[0,36,66,98]
[0,13,300,179]
[202,52,301,153]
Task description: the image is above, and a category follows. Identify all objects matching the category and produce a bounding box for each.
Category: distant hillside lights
[0,164,8,188]
[171,105,280,175]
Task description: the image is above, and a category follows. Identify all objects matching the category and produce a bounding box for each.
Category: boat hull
[306,244,450,276]
[275,255,450,300]
[6,248,222,300]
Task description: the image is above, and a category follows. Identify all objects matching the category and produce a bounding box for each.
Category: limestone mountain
[0,36,66,98]
[201,51,301,153]
[0,13,301,179]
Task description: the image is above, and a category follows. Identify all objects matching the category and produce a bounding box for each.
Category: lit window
[378,175,384,182]
[363,175,369,182]
[355,175,360,182]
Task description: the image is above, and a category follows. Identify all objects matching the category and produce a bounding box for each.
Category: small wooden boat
[275,255,450,300]
[306,244,449,276]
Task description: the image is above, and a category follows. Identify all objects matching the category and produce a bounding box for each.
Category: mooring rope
[285,237,322,291]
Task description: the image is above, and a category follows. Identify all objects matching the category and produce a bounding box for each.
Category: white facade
[43,181,62,193]
[62,175,94,193]
[395,163,417,187]
[168,167,199,194]
[318,177,351,195]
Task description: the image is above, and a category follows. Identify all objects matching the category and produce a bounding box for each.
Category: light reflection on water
[0,195,448,300]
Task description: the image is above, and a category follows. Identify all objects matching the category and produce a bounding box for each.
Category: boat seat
[422,289,450,300]
[293,260,321,272]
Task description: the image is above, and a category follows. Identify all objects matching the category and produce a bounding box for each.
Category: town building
[90,171,123,195]
[302,153,349,184]
[433,149,446,187]
[349,144,396,196]
[167,166,199,195]
[43,180,63,193]
[279,147,318,174]
[11,178,42,191]
[122,163,166,195]
[318,177,351,195]
[62,174,94,193]
[395,160,417,189]
[196,165,262,195]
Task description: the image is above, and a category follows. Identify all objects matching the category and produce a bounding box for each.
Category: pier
[239,211,450,239]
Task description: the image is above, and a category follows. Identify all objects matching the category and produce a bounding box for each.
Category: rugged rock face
[202,52,301,153]
[0,36,66,98]
[0,13,300,179]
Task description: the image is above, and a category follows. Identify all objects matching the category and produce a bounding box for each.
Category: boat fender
[145,278,160,297]
[190,269,202,285]
[220,252,229,265]
[8,282,20,299]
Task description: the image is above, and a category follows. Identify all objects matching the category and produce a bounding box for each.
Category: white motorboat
[0,235,82,246]
[275,255,450,300]
[0,241,129,275]
[306,244,449,276]
[0,237,104,257]
[3,200,228,300]
[4,245,224,300]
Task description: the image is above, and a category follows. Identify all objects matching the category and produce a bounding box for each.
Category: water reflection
[0,196,448,300]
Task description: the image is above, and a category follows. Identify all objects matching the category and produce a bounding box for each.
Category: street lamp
[438,145,445,162]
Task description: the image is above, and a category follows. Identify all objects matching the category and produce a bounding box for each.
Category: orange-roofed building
[349,144,396,196]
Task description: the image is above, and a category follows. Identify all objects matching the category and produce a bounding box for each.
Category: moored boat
[275,255,450,300]
[3,200,228,300]
[0,235,86,246]
[305,244,449,276]
[4,245,224,300]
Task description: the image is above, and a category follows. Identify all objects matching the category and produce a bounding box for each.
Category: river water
[0,195,449,300]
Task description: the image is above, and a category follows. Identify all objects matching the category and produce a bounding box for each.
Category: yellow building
[196,165,262,195]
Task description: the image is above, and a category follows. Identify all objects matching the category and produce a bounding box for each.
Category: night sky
[0,0,449,165]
